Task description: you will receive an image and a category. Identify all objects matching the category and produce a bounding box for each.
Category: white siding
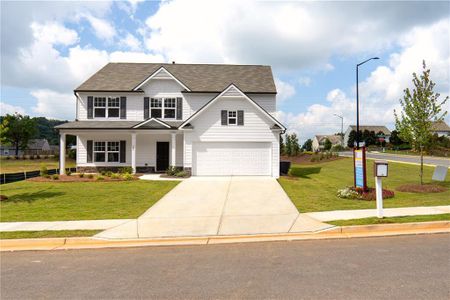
[76,132,183,168]
[250,94,277,115]
[183,95,280,178]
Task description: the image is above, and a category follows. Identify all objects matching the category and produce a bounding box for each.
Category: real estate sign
[353,147,367,190]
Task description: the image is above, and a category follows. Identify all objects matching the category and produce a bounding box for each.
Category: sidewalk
[1,206,448,234]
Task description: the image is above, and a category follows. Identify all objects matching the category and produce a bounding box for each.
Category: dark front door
[156,142,170,171]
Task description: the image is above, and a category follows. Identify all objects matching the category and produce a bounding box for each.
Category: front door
[156,142,170,172]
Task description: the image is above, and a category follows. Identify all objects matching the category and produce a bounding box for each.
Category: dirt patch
[396,184,448,193]
[28,175,138,183]
[281,154,344,165]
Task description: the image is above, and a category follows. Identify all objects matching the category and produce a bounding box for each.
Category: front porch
[59,130,184,175]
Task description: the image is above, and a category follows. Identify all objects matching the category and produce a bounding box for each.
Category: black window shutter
[237,110,244,126]
[120,141,126,163]
[176,97,182,120]
[87,96,93,119]
[87,140,93,163]
[221,110,228,125]
[120,96,127,119]
[144,97,149,119]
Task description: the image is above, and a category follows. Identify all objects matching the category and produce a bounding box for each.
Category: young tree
[285,134,292,156]
[394,61,448,184]
[302,138,313,152]
[324,138,332,151]
[347,130,357,148]
[290,133,300,156]
[0,114,37,156]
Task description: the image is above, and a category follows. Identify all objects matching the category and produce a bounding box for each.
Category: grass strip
[328,213,450,226]
[0,230,101,239]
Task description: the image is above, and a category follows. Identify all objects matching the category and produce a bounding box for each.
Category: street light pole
[334,114,344,147]
[356,57,379,149]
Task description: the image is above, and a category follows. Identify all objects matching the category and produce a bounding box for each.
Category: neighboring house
[56,63,286,177]
[431,120,450,137]
[0,139,51,156]
[343,125,391,146]
[312,135,343,152]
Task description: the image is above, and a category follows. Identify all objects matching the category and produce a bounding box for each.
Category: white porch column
[59,132,66,175]
[131,132,136,174]
[171,132,176,167]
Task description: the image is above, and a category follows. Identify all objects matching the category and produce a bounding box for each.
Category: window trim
[150,97,177,120]
[228,110,237,126]
[93,96,121,119]
[93,141,121,163]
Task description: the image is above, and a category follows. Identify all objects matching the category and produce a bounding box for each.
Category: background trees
[0,114,37,156]
[280,133,301,156]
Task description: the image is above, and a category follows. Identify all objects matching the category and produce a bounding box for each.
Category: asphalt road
[2,234,450,299]
[341,151,450,167]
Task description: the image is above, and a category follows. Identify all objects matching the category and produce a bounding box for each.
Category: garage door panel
[194,142,271,176]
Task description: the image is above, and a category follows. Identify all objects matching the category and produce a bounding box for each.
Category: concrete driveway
[96,176,329,239]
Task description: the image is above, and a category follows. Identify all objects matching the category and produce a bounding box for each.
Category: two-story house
[56,63,285,178]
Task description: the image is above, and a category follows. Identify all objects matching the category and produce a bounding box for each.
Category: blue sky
[1,0,449,141]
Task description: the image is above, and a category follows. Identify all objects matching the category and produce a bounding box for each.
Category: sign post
[374,160,388,218]
[353,146,367,190]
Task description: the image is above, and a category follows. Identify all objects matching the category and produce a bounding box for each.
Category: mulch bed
[280,154,343,165]
[396,184,448,193]
[28,175,138,182]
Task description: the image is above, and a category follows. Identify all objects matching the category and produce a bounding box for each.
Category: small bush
[52,174,59,180]
[122,173,134,181]
[42,174,51,179]
[66,170,72,176]
[29,155,35,160]
[21,155,27,160]
[166,166,180,176]
[79,173,85,178]
[36,154,41,159]
[87,174,94,179]
[14,156,19,160]
[96,175,105,181]
[175,170,189,178]
[42,155,48,159]
[118,167,133,174]
[105,171,113,177]
[5,156,11,160]
[100,170,107,176]
[337,187,360,199]
[40,164,48,177]
[110,173,120,179]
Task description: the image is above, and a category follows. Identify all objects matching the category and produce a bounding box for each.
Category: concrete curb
[1,221,449,252]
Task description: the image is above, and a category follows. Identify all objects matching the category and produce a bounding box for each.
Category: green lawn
[279,158,450,212]
[328,213,450,226]
[0,230,101,239]
[0,180,179,222]
[0,158,76,174]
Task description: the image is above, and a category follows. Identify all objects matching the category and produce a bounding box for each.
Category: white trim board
[133,67,191,92]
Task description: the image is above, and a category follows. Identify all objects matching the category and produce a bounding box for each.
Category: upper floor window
[94,97,120,118]
[151,98,177,119]
[228,111,237,125]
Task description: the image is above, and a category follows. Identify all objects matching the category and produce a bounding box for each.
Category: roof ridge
[108,62,271,67]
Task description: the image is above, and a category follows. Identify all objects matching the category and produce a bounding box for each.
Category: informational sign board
[353,147,367,190]
[432,165,448,182]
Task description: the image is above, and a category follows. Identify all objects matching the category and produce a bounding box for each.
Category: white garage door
[193,142,272,176]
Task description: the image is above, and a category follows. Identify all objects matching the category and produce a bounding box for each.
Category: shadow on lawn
[289,167,322,179]
[3,189,65,203]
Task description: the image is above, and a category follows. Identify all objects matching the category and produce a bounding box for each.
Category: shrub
[5,156,11,160]
[166,166,181,176]
[122,173,134,181]
[42,174,51,179]
[42,155,48,159]
[118,167,133,174]
[52,174,59,180]
[319,153,325,160]
[110,173,120,179]
[40,164,48,177]
[96,175,105,181]
[310,156,318,162]
[66,170,72,176]
[21,155,27,160]
[87,174,94,179]
[100,170,107,176]
[29,155,35,160]
[79,173,85,178]
[175,170,189,178]
[36,154,41,159]
[337,187,360,199]
[14,156,19,160]
[105,171,113,177]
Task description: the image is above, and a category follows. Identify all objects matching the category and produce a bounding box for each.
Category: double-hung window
[94,97,106,118]
[150,98,177,119]
[150,98,162,118]
[93,141,120,162]
[228,111,237,125]
[94,97,120,118]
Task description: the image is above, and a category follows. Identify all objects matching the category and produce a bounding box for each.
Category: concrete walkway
[305,205,450,222]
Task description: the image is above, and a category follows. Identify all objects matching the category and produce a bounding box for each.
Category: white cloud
[31,89,75,120]
[109,51,164,63]
[298,76,311,87]
[275,79,296,102]
[84,14,116,41]
[0,102,26,115]
[119,33,142,51]
[279,19,450,142]
[30,22,78,45]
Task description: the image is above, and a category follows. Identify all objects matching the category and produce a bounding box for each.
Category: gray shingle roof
[55,120,183,130]
[75,63,276,93]
[431,120,450,132]
[315,135,342,144]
